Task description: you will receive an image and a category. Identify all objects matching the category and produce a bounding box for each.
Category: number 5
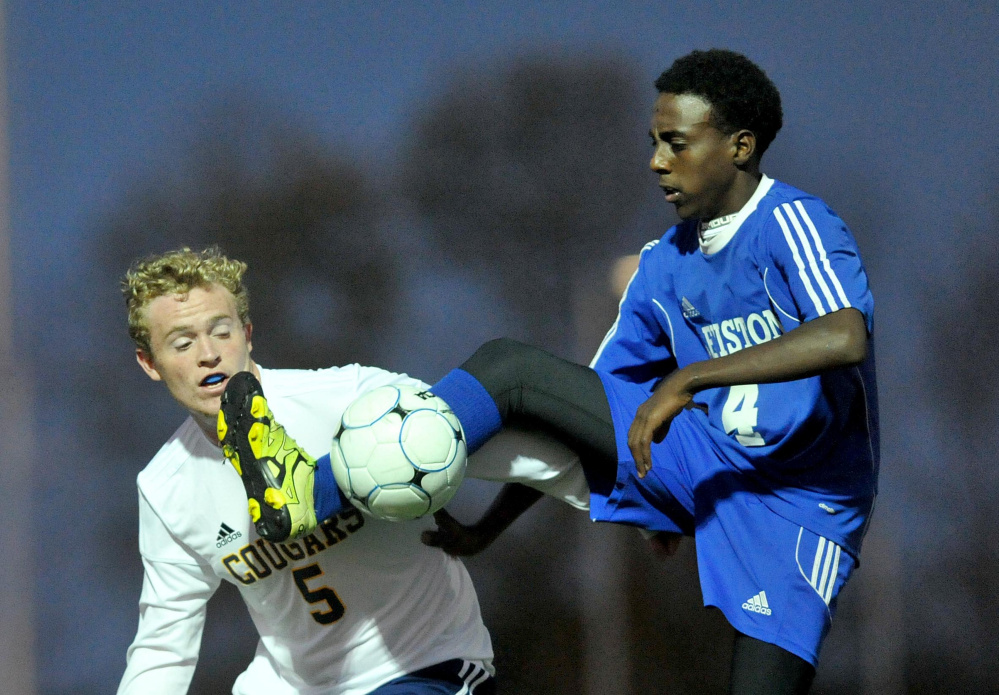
[292,564,346,625]
[722,384,765,447]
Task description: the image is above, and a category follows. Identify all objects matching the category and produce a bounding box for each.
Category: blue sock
[314,453,348,520]
[431,368,502,454]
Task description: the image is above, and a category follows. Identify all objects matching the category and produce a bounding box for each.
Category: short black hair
[655,49,783,157]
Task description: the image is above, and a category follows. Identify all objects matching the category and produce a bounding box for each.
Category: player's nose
[650,146,671,173]
[197,341,221,365]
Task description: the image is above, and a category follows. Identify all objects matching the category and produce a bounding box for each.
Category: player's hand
[421,509,494,557]
[647,531,684,558]
[628,371,695,478]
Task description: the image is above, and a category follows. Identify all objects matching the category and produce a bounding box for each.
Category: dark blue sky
[9,0,996,290]
[9,1,997,448]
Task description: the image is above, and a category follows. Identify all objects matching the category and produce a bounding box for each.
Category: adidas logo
[681,297,701,320]
[216,522,243,548]
[742,590,772,616]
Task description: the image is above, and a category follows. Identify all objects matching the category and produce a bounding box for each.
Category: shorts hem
[707,601,820,667]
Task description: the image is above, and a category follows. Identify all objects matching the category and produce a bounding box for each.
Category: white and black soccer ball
[330,384,467,521]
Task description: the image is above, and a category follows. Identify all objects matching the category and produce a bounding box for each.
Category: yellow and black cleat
[218,372,318,542]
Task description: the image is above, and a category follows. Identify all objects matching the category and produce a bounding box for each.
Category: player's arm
[421,483,543,556]
[629,307,868,476]
[119,492,219,694]
[118,557,218,694]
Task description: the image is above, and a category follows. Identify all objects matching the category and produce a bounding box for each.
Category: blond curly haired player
[118,247,589,694]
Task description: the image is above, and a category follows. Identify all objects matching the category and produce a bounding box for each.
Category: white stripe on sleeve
[782,203,839,313]
[793,200,852,309]
[774,206,827,316]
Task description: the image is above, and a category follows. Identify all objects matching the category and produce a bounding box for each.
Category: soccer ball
[330,384,467,521]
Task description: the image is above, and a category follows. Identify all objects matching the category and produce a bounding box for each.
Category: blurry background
[2,1,997,693]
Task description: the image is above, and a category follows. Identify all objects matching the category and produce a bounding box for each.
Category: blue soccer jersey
[592,176,879,556]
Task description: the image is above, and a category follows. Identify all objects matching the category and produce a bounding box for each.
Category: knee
[475,337,528,363]
[463,337,532,389]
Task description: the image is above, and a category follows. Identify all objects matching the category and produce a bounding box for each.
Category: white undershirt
[698,175,774,255]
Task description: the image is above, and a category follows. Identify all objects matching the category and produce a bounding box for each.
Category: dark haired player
[432,49,878,693]
[231,49,878,693]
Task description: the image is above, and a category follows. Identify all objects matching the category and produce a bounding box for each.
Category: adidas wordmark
[216,522,243,548]
[742,591,772,616]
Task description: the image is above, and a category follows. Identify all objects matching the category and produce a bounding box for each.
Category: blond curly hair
[122,246,250,355]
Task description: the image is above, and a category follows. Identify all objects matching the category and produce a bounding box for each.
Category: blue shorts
[370,660,495,694]
[589,396,856,666]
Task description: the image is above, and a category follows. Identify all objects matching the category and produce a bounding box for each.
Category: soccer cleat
[218,371,318,542]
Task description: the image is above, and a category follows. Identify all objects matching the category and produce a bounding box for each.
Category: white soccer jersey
[119,365,496,695]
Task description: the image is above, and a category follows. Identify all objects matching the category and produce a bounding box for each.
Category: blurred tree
[108,99,395,368]
[399,54,659,694]
[400,53,651,355]
[84,98,398,461]
[398,54,740,694]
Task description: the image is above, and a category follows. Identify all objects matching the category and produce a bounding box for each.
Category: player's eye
[670,140,687,152]
[173,339,193,351]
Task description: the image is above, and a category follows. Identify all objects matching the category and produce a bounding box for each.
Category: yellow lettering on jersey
[240,545,273,579]
[222,554,256,585]
[303,533,326,556]
[318,516,348,546]
[281,541,306,561]
[342,508,365,533]
[256,539,288,570]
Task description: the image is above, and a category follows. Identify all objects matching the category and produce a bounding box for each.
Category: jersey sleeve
[764,197,874,332]
[352,365,429,396]
[467,426,589,510]
[118,490,221,695]
[589,242,677,389]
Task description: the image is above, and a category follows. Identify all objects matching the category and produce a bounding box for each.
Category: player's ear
[731,129,757,166]
[244,321,253,352]
[136,349,163,382]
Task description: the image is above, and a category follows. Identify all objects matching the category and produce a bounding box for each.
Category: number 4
[722,384,765,447]
[292,564,346,625]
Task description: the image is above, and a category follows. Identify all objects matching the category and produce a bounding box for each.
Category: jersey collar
[698,175,774,255]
